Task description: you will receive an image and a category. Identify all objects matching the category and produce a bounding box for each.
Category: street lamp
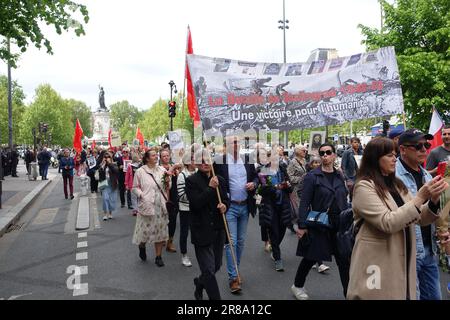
[168,80,177,132]
[278,0,289,146]
[278,0,289,63]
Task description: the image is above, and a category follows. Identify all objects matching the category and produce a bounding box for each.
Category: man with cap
[388,127,404,156]
[395,128,443,300]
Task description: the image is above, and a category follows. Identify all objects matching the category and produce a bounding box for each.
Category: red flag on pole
[92,139,96,150]
[108,128,112,148]
[73,119,84,153]
[136,126,144,146]
[186,26,201,125]
[428,108,444,153]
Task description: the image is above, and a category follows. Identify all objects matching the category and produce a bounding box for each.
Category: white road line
[77,232,87,238]
[76,252,88,261]
[77,241,88,248]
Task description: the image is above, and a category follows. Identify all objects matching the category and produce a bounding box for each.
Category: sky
[0,0,382,111]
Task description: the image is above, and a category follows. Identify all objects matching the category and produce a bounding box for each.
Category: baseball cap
[398,128,433,146]
[388,128,404,139]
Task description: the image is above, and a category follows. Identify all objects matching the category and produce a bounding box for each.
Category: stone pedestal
[92,110,111,142]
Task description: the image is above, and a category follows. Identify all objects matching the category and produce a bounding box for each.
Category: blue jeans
[102,185,117,213]
[416,247,442,300]
[40,164,49,179]
[225,203,249,280]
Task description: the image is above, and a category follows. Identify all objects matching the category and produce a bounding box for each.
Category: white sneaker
[108,214,113,220]
[317,264,330,273]
[103,216,108,221]
[312,263,317,269]
[291,285,309,300]
[181,254,192,267]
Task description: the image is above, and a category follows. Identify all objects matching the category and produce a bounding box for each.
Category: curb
[0,179,52,238]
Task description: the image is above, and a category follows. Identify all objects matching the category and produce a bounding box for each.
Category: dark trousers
[63,174,74,198]
[294,228,350,297]
[40,164,49,179]
[194,229,225,300]
[26,162,31,175]
[118,173,126,205]
[179,210,191,254]
[11,162,18,176]
[127,190,132,208]
[268,205,287,261]
[261,226,269,242]
[168,208,178,238]
[88,172,98,192]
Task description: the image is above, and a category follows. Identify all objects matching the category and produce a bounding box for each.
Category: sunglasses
[319,150,333,157]
[403,142,431,151]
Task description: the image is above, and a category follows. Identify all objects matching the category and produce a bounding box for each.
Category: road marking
[76,252,88,260]
[66,265,88,296]
[32,208,59,225]
[78,232,87,238]
[0,292,33,300]
[77,241,88,248]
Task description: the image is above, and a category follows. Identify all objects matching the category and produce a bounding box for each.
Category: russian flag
[428,108,444,153]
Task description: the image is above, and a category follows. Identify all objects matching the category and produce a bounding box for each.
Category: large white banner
[187,46,404,132]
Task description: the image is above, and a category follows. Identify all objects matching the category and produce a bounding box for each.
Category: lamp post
[278,0,289,147]
[168,80,177,132]
[7,38,13,149]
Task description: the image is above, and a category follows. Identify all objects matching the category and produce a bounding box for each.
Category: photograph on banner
[309,131,326,155]
[123,159,132,173]
[187,46,404,133]
[168,130,185,163]
[133,139,140,147]
[110,132,121,147]
[87,156,97,169]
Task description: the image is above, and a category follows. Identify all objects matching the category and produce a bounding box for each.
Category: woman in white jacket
[177,151,197,267]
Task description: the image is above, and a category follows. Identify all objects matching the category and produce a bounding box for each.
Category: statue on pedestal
[98,85,108,111]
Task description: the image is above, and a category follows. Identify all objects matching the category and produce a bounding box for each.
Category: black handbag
[336,208,364,261]
[148,172,175,213]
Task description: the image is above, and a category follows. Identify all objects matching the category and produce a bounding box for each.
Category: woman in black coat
[291,143,349,300]
[257,148,293,272]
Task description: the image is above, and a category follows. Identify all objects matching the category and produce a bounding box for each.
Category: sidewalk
[0,163,58,237]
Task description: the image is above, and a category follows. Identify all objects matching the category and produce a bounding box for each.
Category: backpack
[336,208,364,261]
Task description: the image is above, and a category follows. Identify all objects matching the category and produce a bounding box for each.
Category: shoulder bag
[305,195,334,229]
[147,172,176,213]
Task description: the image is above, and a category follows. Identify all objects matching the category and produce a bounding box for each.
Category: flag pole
[181,25,190,123]
[402,111,407,130]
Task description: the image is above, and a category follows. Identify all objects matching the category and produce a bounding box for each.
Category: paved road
[0,169,448,300]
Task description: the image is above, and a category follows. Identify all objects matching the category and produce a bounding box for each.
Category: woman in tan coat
[348,137,448,299]
[132,148,173,267]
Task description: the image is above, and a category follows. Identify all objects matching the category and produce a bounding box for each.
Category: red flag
[186,26,201,125]
[428,108,444,153]
[92,139,96,150]
[136,126,144,146]
[108,128,112,148]
[73,119,84,153]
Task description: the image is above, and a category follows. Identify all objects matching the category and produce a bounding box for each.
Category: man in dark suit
[213,135,258,293]
[186,148,230,300]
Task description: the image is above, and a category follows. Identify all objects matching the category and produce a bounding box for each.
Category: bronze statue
[98,86,107,111]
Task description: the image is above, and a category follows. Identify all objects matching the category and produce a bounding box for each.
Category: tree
[66,98,92,138]
[110,100,143,132]
[0,74,26,145]
[19,84,73,147]
[0,1,89,67]
[139,97,194,142]
[359,0,450,130]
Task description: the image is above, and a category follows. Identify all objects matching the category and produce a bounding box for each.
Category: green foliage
[359,0,450,130]
[0,0,89,67]
[19,84,74,147]
[0,75,26,145]
[110,100,142,131]
[139,96,194,142]
[66,98,92,138]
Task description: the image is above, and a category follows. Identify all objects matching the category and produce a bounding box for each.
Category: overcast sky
[0,0,382,111]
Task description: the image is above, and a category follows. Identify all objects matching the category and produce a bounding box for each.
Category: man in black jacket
[186,149,230,300]
[213,135,258,293]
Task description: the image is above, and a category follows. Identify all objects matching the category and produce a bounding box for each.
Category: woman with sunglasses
[291,143,350,300]
[347,137,448,299]
[98,151,119,221]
